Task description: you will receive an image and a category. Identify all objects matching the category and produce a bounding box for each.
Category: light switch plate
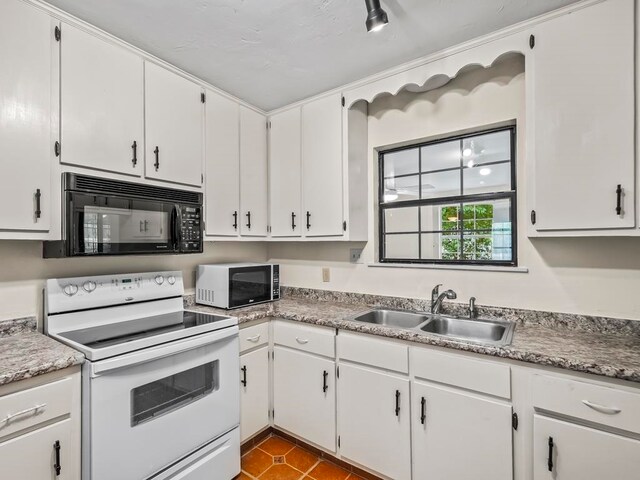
[322,267,330,282]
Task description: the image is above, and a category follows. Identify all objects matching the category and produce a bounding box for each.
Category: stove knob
[167,275,176,285]
[63,284,79,296]
[154,275,165,285]
[82,281,97,293]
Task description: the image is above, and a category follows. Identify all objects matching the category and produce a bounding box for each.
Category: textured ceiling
[43,0,580,111]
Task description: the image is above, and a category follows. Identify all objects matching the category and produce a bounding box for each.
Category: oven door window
[229,266,272,308]
[131,360,219,426]
[70,192,177,255]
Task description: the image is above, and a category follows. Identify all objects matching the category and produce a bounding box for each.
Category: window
[378,126,516,266]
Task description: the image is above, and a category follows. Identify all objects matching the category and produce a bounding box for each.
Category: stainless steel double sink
[351,309,515,347]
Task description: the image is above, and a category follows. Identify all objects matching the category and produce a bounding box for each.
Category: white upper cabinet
[269,107,302,237]
[0,0,55,233]
[144,62,203,187]
[302,94,344,237]
[60,24,143,176]
[529,0,635,232]
[239,106,268,236]
[205,90,241,237]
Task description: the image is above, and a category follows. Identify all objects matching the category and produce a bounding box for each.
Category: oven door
[228,265,273,308]
[68,191,179,255]
[86,327,239,480]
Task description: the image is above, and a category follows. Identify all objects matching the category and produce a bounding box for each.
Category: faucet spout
[431,289,457,314]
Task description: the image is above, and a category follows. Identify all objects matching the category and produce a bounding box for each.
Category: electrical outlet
[322,267,330,282]
[350,248,364,264]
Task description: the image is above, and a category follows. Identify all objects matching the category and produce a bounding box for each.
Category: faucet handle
[431,284,442,298]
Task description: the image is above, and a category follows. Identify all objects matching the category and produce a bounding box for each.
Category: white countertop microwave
[196,263,280,309]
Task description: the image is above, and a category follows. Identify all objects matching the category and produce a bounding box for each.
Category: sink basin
[420,316,514,346]
[350,308,515,346]
[352,309,430,329]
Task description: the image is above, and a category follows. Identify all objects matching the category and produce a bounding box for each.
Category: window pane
[462,130,511,167]
[383,148,419,178]
[460,199,513,261]
[420,203,460,232]
[421,140,461,172]
[421,170,461,199]
[421,232,462,260]
[384,207,419,233]
[383,175,420,203]
[463,162,511,195]
[385,234,419,259]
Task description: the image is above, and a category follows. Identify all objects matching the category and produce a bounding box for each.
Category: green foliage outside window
[441,204,495,261]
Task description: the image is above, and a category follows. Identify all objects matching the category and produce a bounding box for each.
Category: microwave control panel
[273,265,280,300]
[180,206,203,253]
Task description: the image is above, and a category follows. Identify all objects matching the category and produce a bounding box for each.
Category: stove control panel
[47,271,185,315]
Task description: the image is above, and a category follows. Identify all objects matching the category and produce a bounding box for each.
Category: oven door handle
[90,325,239,377]
[171,205,181,251]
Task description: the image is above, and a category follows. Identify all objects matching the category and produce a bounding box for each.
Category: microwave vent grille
[68,174,202,204]
[197,288,215,305]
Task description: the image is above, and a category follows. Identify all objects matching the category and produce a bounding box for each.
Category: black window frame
[378,125,517,267]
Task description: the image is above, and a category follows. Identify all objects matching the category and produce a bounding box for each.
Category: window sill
[368,263,529,273]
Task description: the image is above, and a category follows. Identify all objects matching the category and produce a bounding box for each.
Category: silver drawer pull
[1,403,47,425]
[295,337,309,344]
[582,400,622,415]
[246,335,261,343]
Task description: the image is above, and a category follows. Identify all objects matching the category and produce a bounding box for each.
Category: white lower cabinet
[240,346,270,442]
[338,363,411,480]
[412,381,513,480]
[0,418,72,479]
[273,346,336,452]
[533,414,640,480]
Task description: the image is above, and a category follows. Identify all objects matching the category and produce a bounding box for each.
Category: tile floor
[239,435,364,480]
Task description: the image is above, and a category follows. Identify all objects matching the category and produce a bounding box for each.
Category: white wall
[269,56,640,321]
[0,241,267,322]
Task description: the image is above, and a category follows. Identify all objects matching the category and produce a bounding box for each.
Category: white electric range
[45,271,240,480]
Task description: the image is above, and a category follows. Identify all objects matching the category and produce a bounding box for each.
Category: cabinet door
[273,347,335,451]
[533,414,640,480]
[413,381,513,480]
[145,62,203,187]
[338,363,410,480]
[239,106,268,236]
[269,107,302,237]
[61,23,143,176]
[530,0,635,231]
[205,90,240,236]
[0,0,54,232]
[240,347,270,442]
[0,419,73,479]
[302,94,344,237]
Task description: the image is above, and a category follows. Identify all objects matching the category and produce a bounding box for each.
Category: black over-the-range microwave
[43,173,203,258]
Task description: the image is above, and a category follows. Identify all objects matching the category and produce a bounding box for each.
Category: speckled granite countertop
[187,295,640,384]
[0,318,84,387]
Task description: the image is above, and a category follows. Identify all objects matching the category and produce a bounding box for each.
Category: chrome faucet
[468,296,478,318]
[431,285,457,314]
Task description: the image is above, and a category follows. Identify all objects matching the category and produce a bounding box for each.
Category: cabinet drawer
[273,320,335,358]
[239,322,269,353]
[0,376,73,440]
[532,374,640,434]
[338,332,408,374]
[410,347,511,399]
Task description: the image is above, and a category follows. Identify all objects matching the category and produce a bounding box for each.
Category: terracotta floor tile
[236,473,253,480]
[242,448,273,478]
[259,463,304,480]
[258,436,296,456]
[307,461,351,480]
[347,475,364,480]
[285,446,319,473]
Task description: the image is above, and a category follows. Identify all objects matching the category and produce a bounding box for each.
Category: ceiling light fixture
[479,168,492,176]
[365,0,389,33]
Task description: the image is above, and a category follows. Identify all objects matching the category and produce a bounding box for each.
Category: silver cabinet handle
[582,400,622,415]
[246,335,261,343]
[295,337,309,344]
[1,403,47,425]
